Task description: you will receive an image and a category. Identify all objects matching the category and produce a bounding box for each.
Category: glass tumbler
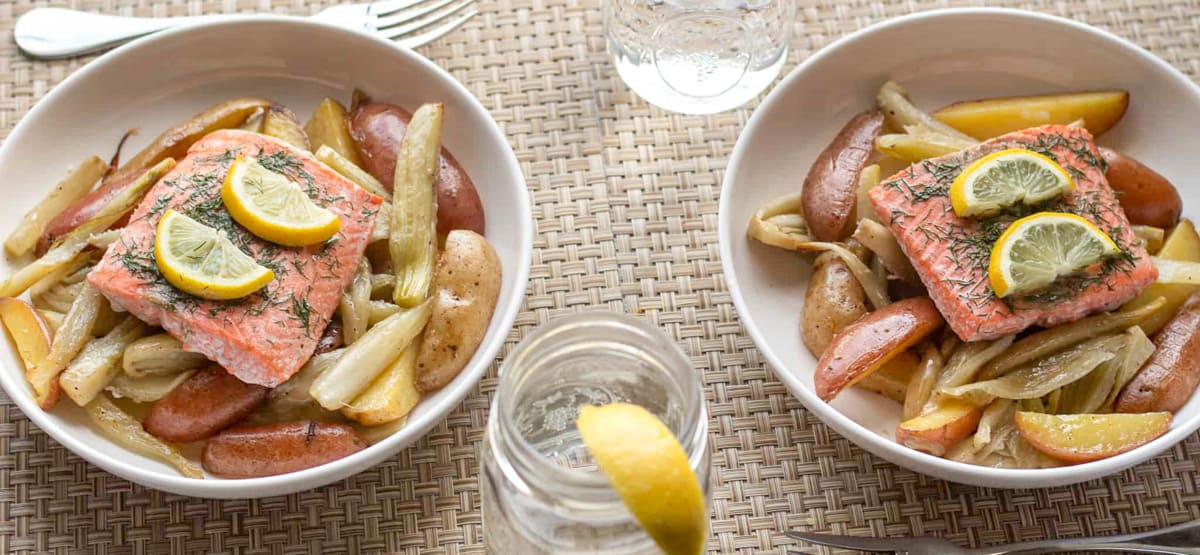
[605,0,794,115]
[481,312,711,554]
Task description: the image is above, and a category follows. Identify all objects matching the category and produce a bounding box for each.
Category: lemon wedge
[154,209,274,300]
[576,403,706,555]
[222,155,340,247]
[950,148,1074,218]
[988,212,1119,298]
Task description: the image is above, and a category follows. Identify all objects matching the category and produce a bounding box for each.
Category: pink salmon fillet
[88,129,382,386]
[869,125,1156,342]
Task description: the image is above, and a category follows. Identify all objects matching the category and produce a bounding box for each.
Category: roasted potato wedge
[262,105,311,151]
[342,341,420,425]
[801,110,883,241]
[801,251,868,357]
[144,366,270,442]
[310,301,431,410]
[202,420,367,478]
[854,349,919,402]
[1016,411,1170,463]
[932,90,1129,139]
[349,95,486,235]
[1125,220,1200,335]
[895,398,981,456]
[416,230,503,393]
[814,296,944,402]
[1100,147,1182,229]
[305,98,362,165]
[1116,292,1200,413]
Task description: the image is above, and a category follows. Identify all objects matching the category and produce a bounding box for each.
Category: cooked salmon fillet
[869,125,1156,342]
[88,130,382,386]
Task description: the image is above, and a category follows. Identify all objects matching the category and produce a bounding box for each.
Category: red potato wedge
[202,420,368,478]
[38,98,274,253]
[814,296,945,402]
[1115,292,1200,413]
[0,297,57,409]
[1100,147,1182,229]
[801,111,883,241]
[932,90,1129,139]
[1015,411,1171,463]
[895,398,982,456]
[143,366,270,442]
[348,95,486,235]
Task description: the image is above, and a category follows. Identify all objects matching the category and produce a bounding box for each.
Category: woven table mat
[2,0,1200,553]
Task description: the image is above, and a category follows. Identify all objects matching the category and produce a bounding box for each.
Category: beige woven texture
[2,0,1200,553]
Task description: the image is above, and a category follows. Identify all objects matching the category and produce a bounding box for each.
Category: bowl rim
[0,15,532,498]
[719,7,1200,488]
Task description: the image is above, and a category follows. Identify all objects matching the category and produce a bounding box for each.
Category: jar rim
[491,311,707,502]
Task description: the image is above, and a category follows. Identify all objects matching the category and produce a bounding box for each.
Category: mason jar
[481,312,711,553]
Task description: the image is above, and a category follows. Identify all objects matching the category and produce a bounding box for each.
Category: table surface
[2,0,1200,553]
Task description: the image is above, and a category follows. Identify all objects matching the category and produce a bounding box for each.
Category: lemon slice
[222,155,340,247]
[576,403,706,555]
[988,212,1119,298]
[155,209,274,300]
[950,149,1074,217]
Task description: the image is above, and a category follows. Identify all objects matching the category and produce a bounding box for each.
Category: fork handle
[985,520,1200,555]
[14,8,242,59]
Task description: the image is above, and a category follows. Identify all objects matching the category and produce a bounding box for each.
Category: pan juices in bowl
[719,7,1200,488]
[0,17,531,498]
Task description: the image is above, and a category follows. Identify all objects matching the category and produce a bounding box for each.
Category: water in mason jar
[606,0,793,114]
[482,330,705,554]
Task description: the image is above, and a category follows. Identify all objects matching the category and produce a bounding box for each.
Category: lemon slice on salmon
[989,212,1119,298]
[222,155,340,247]
[576,403,707,555]
[950,149,1074,217]
[155,209,274,300]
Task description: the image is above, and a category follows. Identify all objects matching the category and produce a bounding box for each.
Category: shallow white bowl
[719,8,1200,488]
[0,18,531,498]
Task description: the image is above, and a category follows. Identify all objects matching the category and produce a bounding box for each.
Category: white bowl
[719,8,1200,488]
[0,17,531,498]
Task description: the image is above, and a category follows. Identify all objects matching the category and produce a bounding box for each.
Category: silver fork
[786,520,1200,555]
[14,0,478,60]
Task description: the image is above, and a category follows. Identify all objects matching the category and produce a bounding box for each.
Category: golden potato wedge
[895,398,982,456]
[801,251,868,358]
[814,296,944,402]
[262,106,311,151]
[0,297,56,408]
[416,230,503,393]
[932,90,1129,139]
[801,111,883,241]
[1015,411,1171,463]
[305,98,363,166]
[342,341,421,425]
[1124,219,1200,335]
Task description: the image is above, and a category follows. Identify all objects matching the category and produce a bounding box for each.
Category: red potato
[1015,411,1172,463]
[814,296,945,402]
[314,318,344,355]
[1115,292,1200,413]
[38,98,274,253]
[1100,147,1182,229]
[801,111,884,241]
[143,366,270,442]
[348,96,486,235]
[202,420,368,478]
[895,399,982,456]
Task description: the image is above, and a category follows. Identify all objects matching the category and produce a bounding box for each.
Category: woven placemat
[3,0,1200,553]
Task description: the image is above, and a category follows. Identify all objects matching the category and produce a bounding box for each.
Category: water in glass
[605,0,794,114]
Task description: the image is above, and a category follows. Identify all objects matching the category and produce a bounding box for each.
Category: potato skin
[1101,147,1182,228]
[1116,293,1200,413]
[814,296,944,402]
[143,366,269,442]
[801,251,868,357]
[415,230,502,393]
[801,111,883,241]
[348,98,485,235]
[202,420,367,478]
[895,400,981,456]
